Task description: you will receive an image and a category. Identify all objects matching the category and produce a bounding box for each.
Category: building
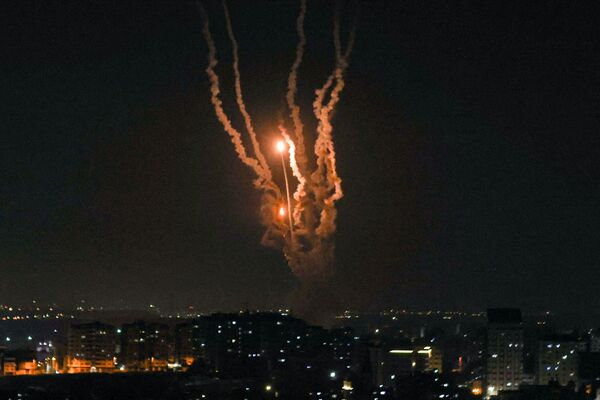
[174,322,196,369]
[494,383,588,400]
[66,321,117,373]
[330,327,358,371]
[589,330,600,353]
[36,340,60,374]
[172,311,355,381]
[177,312,308,375]
[0,349,40,376]
[536,335,579,387]
[485,308,524,398]
[370,343,442,386]
[120,321,171,371]
[0,347,5,376]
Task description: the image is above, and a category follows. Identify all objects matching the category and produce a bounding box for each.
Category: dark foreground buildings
[3,309,600,399]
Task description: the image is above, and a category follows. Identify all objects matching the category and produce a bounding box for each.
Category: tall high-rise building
[485,308,524,398]
[66,322,117,373]
[536,334,579,387]
[174,322,197,369]
[121,321,171,371]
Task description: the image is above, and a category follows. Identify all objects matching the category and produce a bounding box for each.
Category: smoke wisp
[199,0,356,291]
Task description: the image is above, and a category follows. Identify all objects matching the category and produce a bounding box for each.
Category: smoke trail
[280,126,307,226]
[323,2,357,114]
[222,1,272,178]
[283,0,314,243]
[312,1,354,122]
[311,1,357,237]
[199,1,279,196]
[198,0,357,295]
[286,0,308,174]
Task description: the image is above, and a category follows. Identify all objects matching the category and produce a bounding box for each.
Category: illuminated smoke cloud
[199,0,356,286]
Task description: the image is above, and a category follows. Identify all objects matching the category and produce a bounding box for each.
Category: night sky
[2,1,599,316]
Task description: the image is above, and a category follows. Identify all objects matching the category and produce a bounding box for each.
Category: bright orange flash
[278,206,286,217]
[276,140,286,153]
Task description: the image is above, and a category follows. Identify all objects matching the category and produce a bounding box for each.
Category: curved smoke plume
[198,0,357,291]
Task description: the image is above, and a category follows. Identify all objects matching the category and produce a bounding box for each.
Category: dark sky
[2,1,599,315]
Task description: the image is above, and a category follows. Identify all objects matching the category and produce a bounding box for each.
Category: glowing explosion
[199,0,356,285]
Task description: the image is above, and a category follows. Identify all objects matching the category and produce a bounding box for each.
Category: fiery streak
[280,126,307,227]
[199,0,356,284]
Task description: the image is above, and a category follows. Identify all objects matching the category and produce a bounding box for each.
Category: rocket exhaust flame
[276,141,286,154]
[199,0,356,286]
[280,127,307,228]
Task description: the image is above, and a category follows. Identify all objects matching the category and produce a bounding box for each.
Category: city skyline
[3,305,600,398]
